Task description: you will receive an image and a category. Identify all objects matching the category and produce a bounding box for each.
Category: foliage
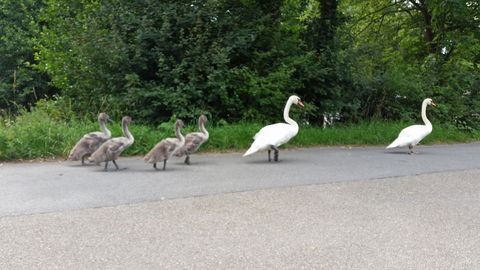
[0,109,74,159]
[340,0,480,128]
[33,0,313,124]
[1,108,479,161]
[0,0,478,131]
[0,0,58,114]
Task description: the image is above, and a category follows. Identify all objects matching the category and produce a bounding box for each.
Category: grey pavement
[0,143,479,269]
[0,169,479,269]
[0,143,479,217]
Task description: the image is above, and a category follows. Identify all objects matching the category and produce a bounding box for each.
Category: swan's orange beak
[298,101,304,107]
[431,101,436,107]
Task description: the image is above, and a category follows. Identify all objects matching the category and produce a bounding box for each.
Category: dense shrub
[0,0,477,130]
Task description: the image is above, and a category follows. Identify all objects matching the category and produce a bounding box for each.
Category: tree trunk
[409,0,437,53]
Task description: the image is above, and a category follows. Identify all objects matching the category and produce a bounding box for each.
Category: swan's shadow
[91,167,129,173]
[384,150,433,155]
[68,163,96,167]
[243,157,306,165]
[384,151,410,155]
[172,160,217,166]
[90,166,184,173]
[142,166,182,173]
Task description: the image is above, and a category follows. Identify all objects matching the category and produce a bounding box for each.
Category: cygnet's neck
[122,120,134,143]
[99,119,111,137]
[199,118,209,137]
[175,123,185,143]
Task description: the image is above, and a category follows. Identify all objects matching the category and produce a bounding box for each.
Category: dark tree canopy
[1,0,478,129]
[0,0,57,114]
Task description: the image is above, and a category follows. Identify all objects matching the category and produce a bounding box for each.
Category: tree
[35,0,311,124]
[340,0,480,127]
[0,0,57,114]
[28,0,479,128]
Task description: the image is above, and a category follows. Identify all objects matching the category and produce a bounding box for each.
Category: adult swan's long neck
[283,98,298,127]
[421,99,432,130]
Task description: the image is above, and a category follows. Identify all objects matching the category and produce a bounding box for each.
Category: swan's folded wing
[70,133,106,158]
[162,138,180,151]
[150,139,179,157]
[83,131,107,140]
[250,123,298,149]
[400,125,431,140]
[388,125,431,148]
[106,138,129,153]
[254,124,284,140]
[398,125,421,137]
[186,133,206,150]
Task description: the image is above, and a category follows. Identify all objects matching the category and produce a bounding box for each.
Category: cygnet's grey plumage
[174,115,209,164]
[89,116,134,171]
[144,119,185,170]
[68,112,113,165]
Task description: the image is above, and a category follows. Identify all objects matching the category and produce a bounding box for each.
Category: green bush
[1,0,478,131]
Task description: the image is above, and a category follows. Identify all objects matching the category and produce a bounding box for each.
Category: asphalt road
[0,169,479,269]
[1,143,479,217]
[0,143,479,269]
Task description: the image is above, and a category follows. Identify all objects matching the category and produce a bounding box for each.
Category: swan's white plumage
[243,123,298,156]
[386,98,436,153]
[386,124,432,149]
[243,95,303,158]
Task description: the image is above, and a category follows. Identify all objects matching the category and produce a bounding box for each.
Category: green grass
[0,110,479,161]
[293,121,480,147]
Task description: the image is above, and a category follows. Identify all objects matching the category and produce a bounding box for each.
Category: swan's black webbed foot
[185,155,190,165]
[104,161,109,171]
[268,150,271,162]
[163,159,167,171]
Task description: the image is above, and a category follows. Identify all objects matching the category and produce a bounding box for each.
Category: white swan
[243,95,304,161]
[386,98,436,154]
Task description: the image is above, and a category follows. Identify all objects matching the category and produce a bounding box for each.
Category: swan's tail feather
[68,151,79,161]
[143,152,155,163]
[386,139,399,149]
[88,155,98,164]
[243,145,258,157]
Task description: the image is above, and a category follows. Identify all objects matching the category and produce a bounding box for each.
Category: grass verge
[0,110,479,161]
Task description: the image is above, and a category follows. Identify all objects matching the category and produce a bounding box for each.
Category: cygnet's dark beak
[107,118,113,123]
